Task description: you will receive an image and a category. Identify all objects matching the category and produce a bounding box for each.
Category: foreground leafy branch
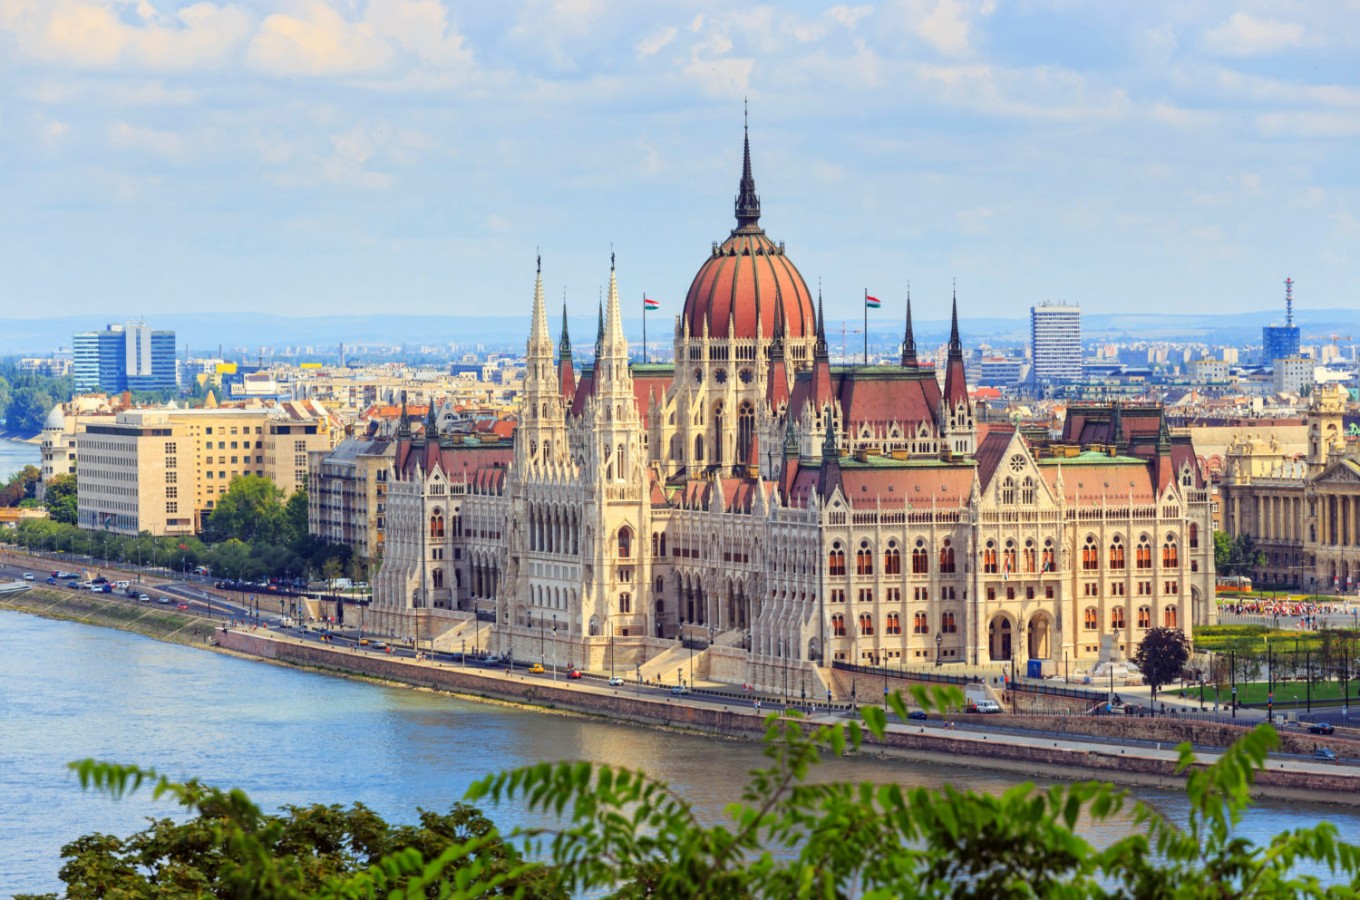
[22,684,1360,899]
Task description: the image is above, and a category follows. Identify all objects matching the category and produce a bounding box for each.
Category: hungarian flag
[865,295,881,309]
[643,297,660,311]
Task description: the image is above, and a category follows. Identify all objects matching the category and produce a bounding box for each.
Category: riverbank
[6,589,1360,807]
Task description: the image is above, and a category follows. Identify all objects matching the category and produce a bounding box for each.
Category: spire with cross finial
[734,101,762,232]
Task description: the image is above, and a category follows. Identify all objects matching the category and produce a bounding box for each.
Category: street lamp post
[552,615,558,681]
[936,631,943,667]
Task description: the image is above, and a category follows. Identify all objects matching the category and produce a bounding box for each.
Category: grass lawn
[1192,624,1331,652]
[1170,679,1360,705]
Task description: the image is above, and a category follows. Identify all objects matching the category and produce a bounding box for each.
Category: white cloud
[248,2,392,76]
[1256,110,1360,138]
[681,55,754,97]
[1205,12,1309,57]
[0,0,252,70]
[635,25,677,59]
[897,0,990,56]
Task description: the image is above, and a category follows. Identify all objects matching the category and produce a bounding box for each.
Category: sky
[1,1,1358,329]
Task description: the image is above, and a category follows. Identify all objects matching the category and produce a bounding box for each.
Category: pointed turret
[818,406,841,499]
[901,286,918,367]
[766,293,791,407]
[943,288,969,409]
[558,300,576,403]
[396,397,412,439]
[595,297,605,359]
[734,103,761,232]
[528,254,551,354]
[810,288,834,408]
[1109,402,1124,452]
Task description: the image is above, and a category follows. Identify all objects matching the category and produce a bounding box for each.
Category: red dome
[681,122,816,342]
[682,230,816,340]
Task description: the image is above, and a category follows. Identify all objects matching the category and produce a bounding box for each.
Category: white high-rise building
[1030,302,1082,384]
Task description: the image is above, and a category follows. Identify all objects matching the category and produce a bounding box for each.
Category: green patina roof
[1035,451,1146,466]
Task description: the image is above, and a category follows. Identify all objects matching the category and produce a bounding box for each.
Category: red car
[567,669,583,680]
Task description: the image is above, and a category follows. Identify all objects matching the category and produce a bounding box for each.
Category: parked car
[608,676,625,687]
[1308,722,1335,735]
[967,700,1002,714]
[1315,747,1338,762]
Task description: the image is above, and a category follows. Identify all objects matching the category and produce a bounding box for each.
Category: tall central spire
[734,101,761,232]
[948,286,963,357]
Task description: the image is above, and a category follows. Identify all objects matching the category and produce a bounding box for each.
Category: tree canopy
[45,473,77,524]
[17,686,1360,899]
[1215,530,1266,577]
[1134,627,1192,712]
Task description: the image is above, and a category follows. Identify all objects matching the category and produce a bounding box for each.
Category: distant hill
[2,308,1356,356]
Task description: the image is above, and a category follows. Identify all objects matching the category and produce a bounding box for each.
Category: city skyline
[1,2,1357,323]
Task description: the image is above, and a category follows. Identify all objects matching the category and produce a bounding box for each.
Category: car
[907,710,928,721]
[671,685,689,696]
[567,669,583,680]
[157,597,170,604]
[1308,722,1335,735]
[358,638,370,646]
[371,641,388,650]
[528,663,546,674]
[23,572,34,581]
[1315,747,1339,762]
[967,700,1002,714]
[126,589,139,598]
[99,584,112,593]
[483,654,502,665]
[176,603,189,610]
[608,676,625,686]
[45,577,57,585]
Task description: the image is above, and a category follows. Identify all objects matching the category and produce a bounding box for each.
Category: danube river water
[2,610,1358,895]
[0,439,40,483]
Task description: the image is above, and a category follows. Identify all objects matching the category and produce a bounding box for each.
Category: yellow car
[528,663,545,674]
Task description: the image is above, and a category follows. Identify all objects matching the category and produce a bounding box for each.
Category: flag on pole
[643,297,660,311]
[865,295,882,309]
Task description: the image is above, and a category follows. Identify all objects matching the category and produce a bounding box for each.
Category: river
[0,439,39,483]
[1,609,1356,895]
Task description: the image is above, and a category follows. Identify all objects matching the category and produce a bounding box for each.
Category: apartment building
[76,404,335,536]
[308,436,395,562]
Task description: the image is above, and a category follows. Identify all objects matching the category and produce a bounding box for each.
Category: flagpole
[642,293,648,364]
[863,288,868,365]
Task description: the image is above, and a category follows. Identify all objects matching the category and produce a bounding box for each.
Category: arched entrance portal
[987,614,1013,662]
[1027,614,1053,660]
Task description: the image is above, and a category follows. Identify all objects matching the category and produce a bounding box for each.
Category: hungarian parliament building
[371,130,1216,696]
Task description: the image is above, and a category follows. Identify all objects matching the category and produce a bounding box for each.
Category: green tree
[1,464,42,507]
[284,487,309,546]
[4,386,55,434]
[45,473,78,524]
[206,474,288,544]
[1214,530,1266,577]
[1134,627,1191,714]
[22,688,1360,899]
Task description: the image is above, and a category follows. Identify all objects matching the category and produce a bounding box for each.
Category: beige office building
[77,404,334,536]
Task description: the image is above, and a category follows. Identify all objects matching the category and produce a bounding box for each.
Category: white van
[114,580,131,590]
[971,699,1002,714]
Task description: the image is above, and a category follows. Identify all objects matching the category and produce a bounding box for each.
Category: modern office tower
[1262,277,1301,365]
[72,322,177,393]
[1030,302,1082,384]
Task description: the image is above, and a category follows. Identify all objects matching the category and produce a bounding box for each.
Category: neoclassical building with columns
[1220,383,1360,592]
[371,129,1215,695]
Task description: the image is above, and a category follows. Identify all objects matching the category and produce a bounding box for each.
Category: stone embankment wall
[217,630,1360,806]
[0,588,216,646]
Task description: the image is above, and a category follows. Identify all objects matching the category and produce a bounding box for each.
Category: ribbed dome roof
[680,123,815,342]
[683,231,815,340]
[43,405,65,429]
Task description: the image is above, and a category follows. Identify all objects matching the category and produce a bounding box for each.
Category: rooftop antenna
[1285,277,1294,328]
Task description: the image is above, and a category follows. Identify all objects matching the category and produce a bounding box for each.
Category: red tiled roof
[682,230,815,340]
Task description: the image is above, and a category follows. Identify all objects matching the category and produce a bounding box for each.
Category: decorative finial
[734,105,761,231]
[611,245,615,271]
[536,249,541,274]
